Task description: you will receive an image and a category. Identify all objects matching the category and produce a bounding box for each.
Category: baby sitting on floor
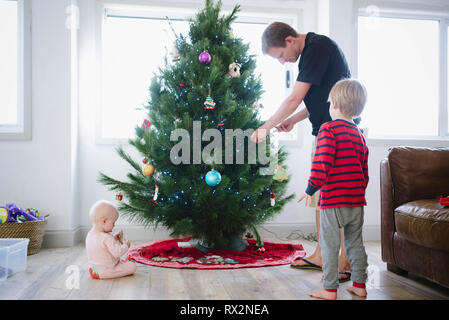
[85,200,136,279]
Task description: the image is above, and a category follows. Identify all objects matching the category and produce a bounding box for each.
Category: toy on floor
[85,200,136,279]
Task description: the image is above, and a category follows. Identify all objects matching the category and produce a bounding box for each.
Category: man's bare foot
[309,289,337,300]
[346,286,367,297]
[339,258,351,273]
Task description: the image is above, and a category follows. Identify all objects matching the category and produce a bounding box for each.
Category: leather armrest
[380,158,395,263]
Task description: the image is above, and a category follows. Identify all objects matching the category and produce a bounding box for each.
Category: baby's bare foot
[309,289,337,300]
[346,286,367,297]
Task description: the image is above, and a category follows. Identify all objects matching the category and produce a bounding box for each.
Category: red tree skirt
[127,238,306,269]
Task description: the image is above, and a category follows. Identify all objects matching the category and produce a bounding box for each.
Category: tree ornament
[270,192,276,206]
[170,46,180,62]
[204,96,216,110]
[153,185,159,203]
[142,157,148,164]
[179,82,185,88]
[273,166,288,181]
[152,175,159,203]
[142,164,155,176]
[115,192,123,202]
[217,122,224,131]
[205,169,221,187]
[228,62,241,78]
[199,51,211,64]
[252,102,264,110]
[142,119,151,129]
[174,117,182,126]
[257,247,266,253]
[228,28,234,39]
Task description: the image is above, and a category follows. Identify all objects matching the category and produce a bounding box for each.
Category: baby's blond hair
[89,200,117,223]
[328,79,367,118]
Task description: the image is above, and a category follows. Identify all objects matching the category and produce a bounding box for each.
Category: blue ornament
[205,170,222,187]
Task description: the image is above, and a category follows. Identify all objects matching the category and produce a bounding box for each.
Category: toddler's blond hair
[328,79,367,118]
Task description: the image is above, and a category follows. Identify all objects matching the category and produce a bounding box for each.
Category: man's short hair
[328,79,367,118]
[261,22,297,54]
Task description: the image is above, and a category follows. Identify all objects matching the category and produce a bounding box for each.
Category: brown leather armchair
[380,146,449,288]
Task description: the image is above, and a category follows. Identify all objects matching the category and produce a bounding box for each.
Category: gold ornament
[273,166,288,181]
[142,164,155,176]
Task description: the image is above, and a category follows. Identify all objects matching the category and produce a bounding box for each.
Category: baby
[85,200,136,279]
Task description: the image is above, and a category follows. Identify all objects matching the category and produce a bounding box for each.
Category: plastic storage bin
[0,238,30,283]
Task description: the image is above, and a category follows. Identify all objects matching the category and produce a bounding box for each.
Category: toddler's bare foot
[346,286,367,297]
[309,289,337,300]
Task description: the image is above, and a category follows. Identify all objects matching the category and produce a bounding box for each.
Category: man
[251,22,359,279]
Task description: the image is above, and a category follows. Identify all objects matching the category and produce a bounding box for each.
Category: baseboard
[41,226,83,248]
[41,223,380,248]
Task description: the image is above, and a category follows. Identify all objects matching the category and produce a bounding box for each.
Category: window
[0,0,31,140]
[358,15,441,138]
[101,15,190,139]
[0,0,17,126]
[99,6,297,143]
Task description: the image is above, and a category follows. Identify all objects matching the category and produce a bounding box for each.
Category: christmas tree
[99,0,294,251]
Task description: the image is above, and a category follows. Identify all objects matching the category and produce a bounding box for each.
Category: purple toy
[5,203,39,222]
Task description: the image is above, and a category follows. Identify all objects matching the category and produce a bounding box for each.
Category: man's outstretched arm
[251,81,311,142]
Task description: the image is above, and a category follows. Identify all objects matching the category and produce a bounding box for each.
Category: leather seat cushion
[395,199,449,253]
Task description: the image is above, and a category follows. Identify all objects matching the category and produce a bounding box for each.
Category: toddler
[85,200,136,279]
[298,79,369,300]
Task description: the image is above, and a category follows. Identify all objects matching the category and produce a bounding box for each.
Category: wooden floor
[1,238,449,300]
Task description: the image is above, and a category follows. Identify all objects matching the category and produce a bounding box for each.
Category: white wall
[1,0,449,247]
[0,0,79,246]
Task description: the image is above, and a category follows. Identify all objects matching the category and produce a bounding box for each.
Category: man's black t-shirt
[296,32,359,136]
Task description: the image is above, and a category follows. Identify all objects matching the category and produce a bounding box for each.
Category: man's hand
[250,127,269,143]
[275,117,295,132]
[297,193,312,206]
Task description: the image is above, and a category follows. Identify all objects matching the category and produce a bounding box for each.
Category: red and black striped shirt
[306,119,369,208]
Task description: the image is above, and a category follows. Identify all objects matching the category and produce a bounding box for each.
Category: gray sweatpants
[320,206,368,290]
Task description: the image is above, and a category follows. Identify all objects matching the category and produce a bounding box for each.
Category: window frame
[94,1,302,147]
[355,4,449,146]
[0,0,32,140]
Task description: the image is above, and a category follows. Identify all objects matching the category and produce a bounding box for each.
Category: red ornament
[142,157,148,164]
[142,119,151,129]
[179,82,185,88]
[270,192,276,206]
[115,192,123,202]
